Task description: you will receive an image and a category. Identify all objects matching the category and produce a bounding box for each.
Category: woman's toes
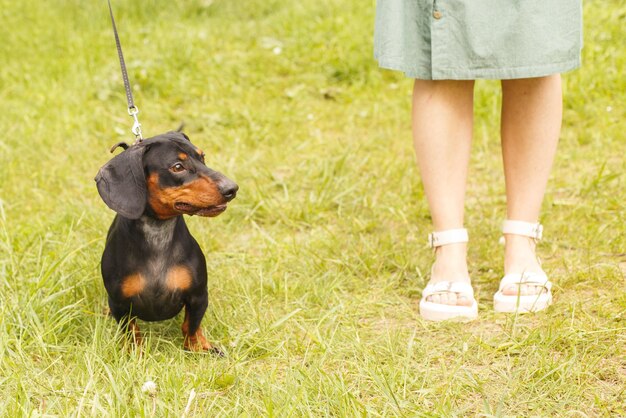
[502,283,545,296]
[426,291,474,306]
[456,294,473,307]
[502,284,519,296]
[428,294,441,304]
[531,284,546,295]
[426,292,472,306]
[522,284,545,295]
[444,292,458,306]
[426,292,462,305]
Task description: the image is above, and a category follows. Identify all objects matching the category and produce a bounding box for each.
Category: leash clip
[128,106,143,143]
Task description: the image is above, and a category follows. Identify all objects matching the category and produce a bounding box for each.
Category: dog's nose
[219,181,238,202]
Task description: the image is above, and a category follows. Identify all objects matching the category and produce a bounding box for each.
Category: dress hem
[375,57,581,80]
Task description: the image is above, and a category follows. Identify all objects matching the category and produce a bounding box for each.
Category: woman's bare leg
[412,79,475,306]
[500,74,562,295]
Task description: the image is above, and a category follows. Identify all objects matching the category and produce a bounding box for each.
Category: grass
[0,0,625,415]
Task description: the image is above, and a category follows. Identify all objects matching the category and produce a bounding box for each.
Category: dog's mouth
[174,202,227,217]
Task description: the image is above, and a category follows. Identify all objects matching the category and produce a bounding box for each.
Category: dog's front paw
[183,329,223,356]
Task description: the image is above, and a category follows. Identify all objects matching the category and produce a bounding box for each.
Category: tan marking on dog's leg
[129,319,143,346]
[181,308,214,352]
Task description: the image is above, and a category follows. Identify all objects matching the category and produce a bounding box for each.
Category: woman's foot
[426,243,474,306]
[494,221,552,313]
[420,228,478,321]
[502,234,547,296]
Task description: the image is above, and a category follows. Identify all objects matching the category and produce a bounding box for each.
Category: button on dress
[374,0,582,80]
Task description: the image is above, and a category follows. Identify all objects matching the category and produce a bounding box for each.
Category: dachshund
[95,131,237,352]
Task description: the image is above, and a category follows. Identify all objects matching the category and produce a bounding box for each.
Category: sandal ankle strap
[428,228,468,248]
[502,220,543,241]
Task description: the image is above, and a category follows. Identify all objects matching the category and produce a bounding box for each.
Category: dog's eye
[170,163,186,173]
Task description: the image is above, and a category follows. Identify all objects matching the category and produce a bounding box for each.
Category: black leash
[107,0,143,142]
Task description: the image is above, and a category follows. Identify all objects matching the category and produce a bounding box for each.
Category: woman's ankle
[432,243,470,282]
[503,234,542,274]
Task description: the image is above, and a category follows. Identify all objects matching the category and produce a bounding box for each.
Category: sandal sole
[419,300,478,322]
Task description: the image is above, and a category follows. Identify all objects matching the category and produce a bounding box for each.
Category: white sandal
[419,228,478,322]
[493,220,553,313]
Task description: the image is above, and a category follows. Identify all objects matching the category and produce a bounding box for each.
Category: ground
[0,0,625,416]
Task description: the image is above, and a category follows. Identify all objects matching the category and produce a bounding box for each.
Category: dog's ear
[95,145,147,219]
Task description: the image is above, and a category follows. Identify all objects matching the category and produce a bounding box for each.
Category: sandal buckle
[428,233,437,248]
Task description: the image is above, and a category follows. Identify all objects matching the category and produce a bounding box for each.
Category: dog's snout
[219,180,238,202]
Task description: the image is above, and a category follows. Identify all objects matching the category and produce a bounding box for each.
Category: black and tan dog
[95,131,237,352]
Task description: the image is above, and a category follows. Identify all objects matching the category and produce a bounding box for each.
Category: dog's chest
[127,218,194,320]
[140,216,177,252]
[129,257,192,321]
[138,218,179,278]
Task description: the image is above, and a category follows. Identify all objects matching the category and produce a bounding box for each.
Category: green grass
[0,0,625,415]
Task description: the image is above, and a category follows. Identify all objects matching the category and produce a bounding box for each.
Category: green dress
[374,0,582,80]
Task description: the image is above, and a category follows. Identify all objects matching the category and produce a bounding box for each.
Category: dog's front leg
[181,294,221,354]
[109,297,142,346]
